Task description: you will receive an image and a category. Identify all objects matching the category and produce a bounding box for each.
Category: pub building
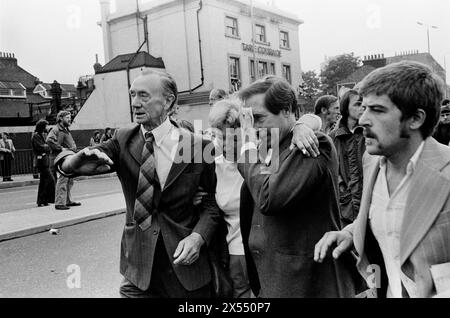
[77,0,304,131]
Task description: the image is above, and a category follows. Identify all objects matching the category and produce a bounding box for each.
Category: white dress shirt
[368,142,425,298]
[141,118,180,190]
[215,154,245,255]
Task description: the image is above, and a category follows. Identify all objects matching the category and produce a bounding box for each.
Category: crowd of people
[48,60,450,299]
[2,59,450,299]
[29,116,114,209]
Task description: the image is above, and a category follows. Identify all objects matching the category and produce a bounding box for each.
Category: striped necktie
[134,132,158,231]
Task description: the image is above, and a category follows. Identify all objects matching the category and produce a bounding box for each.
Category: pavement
[0,172,117,190]
[0,174,126,242]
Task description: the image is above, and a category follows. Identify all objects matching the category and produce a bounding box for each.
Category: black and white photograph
[0,0,449,303]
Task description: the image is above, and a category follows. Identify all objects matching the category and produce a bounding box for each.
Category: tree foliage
[298,70,323,113]
[320,53,361,95]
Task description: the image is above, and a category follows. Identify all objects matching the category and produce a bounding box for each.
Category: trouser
[229,255,252,298]
[1,155,12,180]
[37,166,55,205]
[119,237,212,298]
[55,172,74,206]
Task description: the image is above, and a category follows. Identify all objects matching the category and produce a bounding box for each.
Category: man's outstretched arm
[57,147,115,177]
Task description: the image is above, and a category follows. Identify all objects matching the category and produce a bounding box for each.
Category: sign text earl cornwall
[242,43,282,57]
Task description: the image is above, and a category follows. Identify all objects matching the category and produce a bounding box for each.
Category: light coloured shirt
[141,118,179,190]
[214,154,245,255]
[368,142,425,298]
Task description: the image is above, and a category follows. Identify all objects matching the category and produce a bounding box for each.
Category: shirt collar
[140,117,174,147]
[379,141,425,174]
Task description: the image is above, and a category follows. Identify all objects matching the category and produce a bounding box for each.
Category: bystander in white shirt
[369,142,425,298]
[214,154,245,255]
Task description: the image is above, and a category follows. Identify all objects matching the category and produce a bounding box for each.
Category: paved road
[0,177,122,214]
[0,214,124,298]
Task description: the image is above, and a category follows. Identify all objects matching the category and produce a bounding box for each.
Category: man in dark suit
[54,70,221,298]
[237,77,356,298]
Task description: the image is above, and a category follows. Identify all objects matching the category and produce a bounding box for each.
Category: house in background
[338,51,450,97]
[33,82,77,99]
[0,52,48,126]
[70,51,166,130]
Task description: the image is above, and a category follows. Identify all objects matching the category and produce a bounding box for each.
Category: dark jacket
[433,123,450,146]
[329,123,365,227]
[31,132,51,168]
[239,132,357,298]
[55,123,221,292]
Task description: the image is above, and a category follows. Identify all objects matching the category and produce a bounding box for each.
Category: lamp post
[444,52,450,99]
[417,21,438,54]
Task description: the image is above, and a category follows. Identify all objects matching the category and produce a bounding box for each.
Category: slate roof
[41,83,77,92]
[0,81,26,90]
[0,65,39,89]
[97,52,165,74]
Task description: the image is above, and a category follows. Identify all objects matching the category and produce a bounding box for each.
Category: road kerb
[0,208,125,242]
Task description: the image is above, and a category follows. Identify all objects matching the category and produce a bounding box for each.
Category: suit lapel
[400,138,450,265]
[127,125,144,166]
[355,157,380,265]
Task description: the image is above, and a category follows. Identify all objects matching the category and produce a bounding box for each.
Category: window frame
[224,15,240,39]
[249,58,276,82]
[254,23,268,45]
[282,63,292,84]
[280,30,290,49]
[228,54,242,93]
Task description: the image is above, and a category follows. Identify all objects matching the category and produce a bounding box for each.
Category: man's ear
[409,108,426,131]
[164,94,175,110]
[281,109,291,118]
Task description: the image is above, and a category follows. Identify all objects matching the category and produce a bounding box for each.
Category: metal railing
[11,149,35,175]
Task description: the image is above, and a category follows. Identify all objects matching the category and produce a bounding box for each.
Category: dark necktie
[134,132,158,231]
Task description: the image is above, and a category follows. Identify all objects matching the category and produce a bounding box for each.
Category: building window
[258,61,268,78]
[12,89,25,97]
[250,59,256,82]
[255,24,266,43]
[270,63,276,75]
[282,64,292,83]
[229,57,241,92]
[225,16,239,37]
[0,88,10,96]
[280,31,290,49]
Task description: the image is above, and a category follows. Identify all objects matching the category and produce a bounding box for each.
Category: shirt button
[153,230,159,235]
[253,250,260,255]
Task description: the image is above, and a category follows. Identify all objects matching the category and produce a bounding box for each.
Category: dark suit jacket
[350,137,450,298]
[239,132,357,298]
[56,123,221,292]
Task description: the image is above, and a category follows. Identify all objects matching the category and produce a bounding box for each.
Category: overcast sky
[1,0,449,85]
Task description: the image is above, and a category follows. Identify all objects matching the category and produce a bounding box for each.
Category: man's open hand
[314,230,353,263]
[62,148,114,176]
[173,232,205,266]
